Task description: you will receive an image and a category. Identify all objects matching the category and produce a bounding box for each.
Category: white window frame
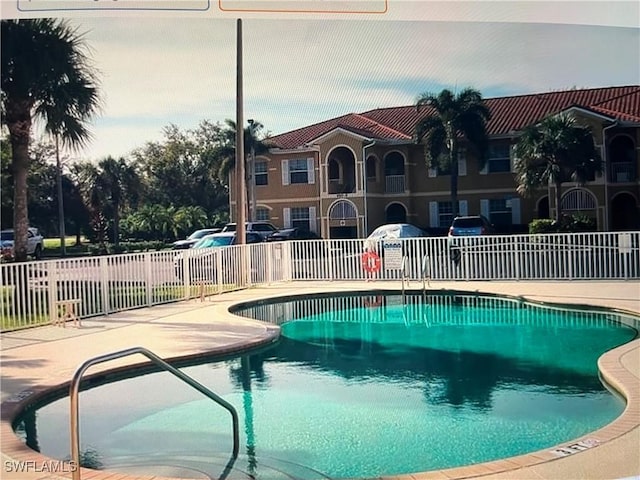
[282,158,315,185]
[429,200,467,228]
[283,206,317,231]
[254,160,268,186]
[486,144,511,173]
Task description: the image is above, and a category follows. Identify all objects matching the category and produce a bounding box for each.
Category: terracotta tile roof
[269,86,640,149]
[590,90,640,123]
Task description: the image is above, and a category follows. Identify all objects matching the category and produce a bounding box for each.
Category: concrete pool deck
[1,280,639,480]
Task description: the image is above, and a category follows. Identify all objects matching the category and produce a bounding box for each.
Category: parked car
[222,222,279,240]
[266,228,321,242]
[172,228,221,250]
[448,215,495,238]
[174,231,264,282]
[0,227,44,260]
[447,215,495,264]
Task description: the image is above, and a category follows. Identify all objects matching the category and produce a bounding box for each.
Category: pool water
[15,292,637,479]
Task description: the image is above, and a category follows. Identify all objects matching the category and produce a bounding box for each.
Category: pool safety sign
[383,241,403,270]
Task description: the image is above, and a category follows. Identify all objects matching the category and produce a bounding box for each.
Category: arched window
[329,200,357,220]
[561,189,597,211]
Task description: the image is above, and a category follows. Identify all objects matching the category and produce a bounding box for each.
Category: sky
[53,10,639,162]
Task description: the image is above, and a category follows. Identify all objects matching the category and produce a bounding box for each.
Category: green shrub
[529,219,556,234]
[529,214,597,234]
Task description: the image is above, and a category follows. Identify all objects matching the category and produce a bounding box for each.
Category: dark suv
[448,215,494,237]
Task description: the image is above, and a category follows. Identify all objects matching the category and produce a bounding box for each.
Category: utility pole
[55,134,66,257]
[248,118,256,222]
[236,18,246,245]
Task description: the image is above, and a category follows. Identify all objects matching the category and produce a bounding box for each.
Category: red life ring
[364,295,383,308]
[362,251,381,274]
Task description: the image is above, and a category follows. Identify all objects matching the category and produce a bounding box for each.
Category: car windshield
[188,230,213,240]
[0,231,14,241]
[193,236,234,248]
[453,218,484,228]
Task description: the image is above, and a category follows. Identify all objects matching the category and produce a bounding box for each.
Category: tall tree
[1,19,101,261]
[95,157,141,246]
[216,119,270,182]
[133,122,229,216]
[513,114,601,222]
[215,119,270,221]
[414,88,490,218]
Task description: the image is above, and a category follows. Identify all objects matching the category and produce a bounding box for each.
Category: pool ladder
[68,346,240,480]
[400,255,430,297]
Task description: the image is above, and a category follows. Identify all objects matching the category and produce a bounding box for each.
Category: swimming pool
[14,291,638,479]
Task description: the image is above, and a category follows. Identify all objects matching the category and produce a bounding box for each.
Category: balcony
[609,162,637,183]
[328,179,355,194]
[385,175,405,193]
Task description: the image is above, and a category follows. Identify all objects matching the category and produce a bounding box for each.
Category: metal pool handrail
[69,346,240,480]
[422,254,430,292]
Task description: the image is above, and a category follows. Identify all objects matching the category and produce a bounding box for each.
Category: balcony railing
[385,175,405,193]
[328,179,355,194]
[609,162,637,183]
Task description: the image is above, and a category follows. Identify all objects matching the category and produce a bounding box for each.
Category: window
[255,161,268,186]
[428,149,466,177]
[429,200,468,228]
[437,201,453,228]
[256,207,270,221]
[289,159,309,184]
[282,158,314,185]
[284,206,317,231]
[291,207,310,229]
[489,199,511,226]
[487,144,511,173]
[481,197,521,226]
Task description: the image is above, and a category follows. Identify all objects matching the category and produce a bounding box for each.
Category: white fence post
[47,261,58,324]
[145,252,153,306]
[98,256,109,316]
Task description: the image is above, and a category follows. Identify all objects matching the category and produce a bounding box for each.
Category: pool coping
[1,280,639,480]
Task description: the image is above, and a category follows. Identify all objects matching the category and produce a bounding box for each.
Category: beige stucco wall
[230,117,639,236]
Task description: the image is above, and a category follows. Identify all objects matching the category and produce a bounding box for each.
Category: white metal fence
[1,231,638,330]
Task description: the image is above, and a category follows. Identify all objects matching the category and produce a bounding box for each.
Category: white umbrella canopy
[364,223,427,251]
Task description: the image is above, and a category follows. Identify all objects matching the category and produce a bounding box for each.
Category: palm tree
[513,114,601,222]
[215,119,270,220]
[414,88,491,218]
[136,204,174,242]
[173,205,208,238]
[1,19,101,261]
[95,157,141,246]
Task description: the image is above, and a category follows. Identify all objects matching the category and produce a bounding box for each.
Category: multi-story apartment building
[230,85,640,238]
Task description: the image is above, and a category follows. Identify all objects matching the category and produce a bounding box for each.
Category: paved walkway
[1,280,639,480]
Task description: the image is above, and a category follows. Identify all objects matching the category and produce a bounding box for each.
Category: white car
[0,227,44,260]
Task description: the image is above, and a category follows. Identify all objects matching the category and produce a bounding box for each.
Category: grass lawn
[43,236,90,258]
